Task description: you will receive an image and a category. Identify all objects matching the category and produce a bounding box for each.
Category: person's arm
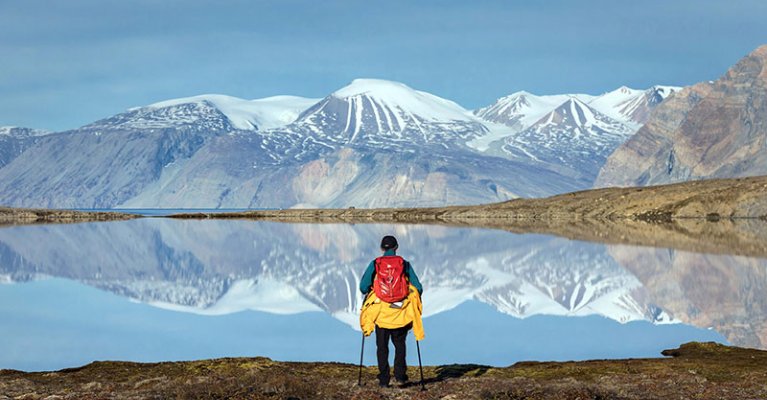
[404,261,423,295]
[359,260,376,294]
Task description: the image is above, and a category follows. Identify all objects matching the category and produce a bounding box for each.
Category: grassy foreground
[1,342,765,400]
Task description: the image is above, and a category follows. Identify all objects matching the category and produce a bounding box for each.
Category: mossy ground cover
[1,342,766,399]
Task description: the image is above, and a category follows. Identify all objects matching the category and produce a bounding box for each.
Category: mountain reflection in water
[1,219,757,371]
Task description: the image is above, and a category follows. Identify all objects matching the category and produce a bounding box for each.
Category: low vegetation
[1,342,766,399]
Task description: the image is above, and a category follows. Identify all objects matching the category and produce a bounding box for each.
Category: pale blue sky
[1,0,766,131]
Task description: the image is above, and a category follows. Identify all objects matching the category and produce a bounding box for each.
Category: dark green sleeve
[405,261,423,295]
[359,260,376,294]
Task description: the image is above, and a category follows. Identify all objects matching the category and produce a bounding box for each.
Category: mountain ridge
[0,78,678,209]
[0,126,52,168]
[596,45,767,187]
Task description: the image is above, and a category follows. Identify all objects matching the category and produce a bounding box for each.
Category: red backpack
[373,255,409,303]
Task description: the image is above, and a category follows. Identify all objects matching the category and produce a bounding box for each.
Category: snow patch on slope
[469,92,596,152]
[588,85,681,127]
[331,78,475,123]
[474,91,590,128]
[144,94,319,130]
[498,98,636,177]
[0,126,51,138]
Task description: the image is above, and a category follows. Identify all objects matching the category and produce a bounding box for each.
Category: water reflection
[610,247,767,348]
[0,219,756,371]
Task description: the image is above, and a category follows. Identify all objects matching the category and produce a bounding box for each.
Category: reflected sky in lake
[1,218,759,371]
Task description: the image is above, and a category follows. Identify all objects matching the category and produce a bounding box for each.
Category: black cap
[380,235,398,250]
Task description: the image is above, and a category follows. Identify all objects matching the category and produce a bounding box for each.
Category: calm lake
[2,217,765,372]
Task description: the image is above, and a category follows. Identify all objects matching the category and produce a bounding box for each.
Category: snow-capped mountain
[113,81,581,209]
[84,94,319,131]
[588,85,680,127]
[474,86,679,131]
[0,96,319,208]
[473,91,594,130]
[0,121,233,208]
[0,126,50,168]
[467,86,677,166]
[500,98,636,182]
[0,79,678,208]
[291,79,487,146]
[0,126,50,138]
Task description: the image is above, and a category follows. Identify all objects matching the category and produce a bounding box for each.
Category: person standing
[359,235,423,388]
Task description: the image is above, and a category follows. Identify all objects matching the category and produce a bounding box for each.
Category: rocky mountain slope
[131,94,319,131]
[468,85,678,186]
[0,127,49,168]
[597,45,767,187]
[469,86,677,158]
[0,95,327,208]
[118,80,580,208]
[475,85,677,132]
[499,98,636,182]
[0,79,676,209]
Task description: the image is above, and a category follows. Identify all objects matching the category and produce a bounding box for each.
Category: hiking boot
[378,381,390,388]
[394,377,409,388]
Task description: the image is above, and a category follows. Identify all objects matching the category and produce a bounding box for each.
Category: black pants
[375,324,411,384]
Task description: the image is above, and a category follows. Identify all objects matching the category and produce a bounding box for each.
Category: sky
[1,0,767,131]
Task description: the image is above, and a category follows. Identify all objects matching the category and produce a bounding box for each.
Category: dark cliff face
[596,45,767,188]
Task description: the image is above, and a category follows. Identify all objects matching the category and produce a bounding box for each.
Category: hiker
[359,235,424,388]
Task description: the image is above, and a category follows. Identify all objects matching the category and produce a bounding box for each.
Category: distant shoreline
[0,207,138,225]
[2,175,766,256]
[169,175,767,223]
[169,175,767,257]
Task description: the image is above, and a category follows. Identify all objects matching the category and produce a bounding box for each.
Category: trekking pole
[416,340,426,391]
[357,332,365,386]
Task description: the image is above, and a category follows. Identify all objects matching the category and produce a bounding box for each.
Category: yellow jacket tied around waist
[360,284,424,341]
